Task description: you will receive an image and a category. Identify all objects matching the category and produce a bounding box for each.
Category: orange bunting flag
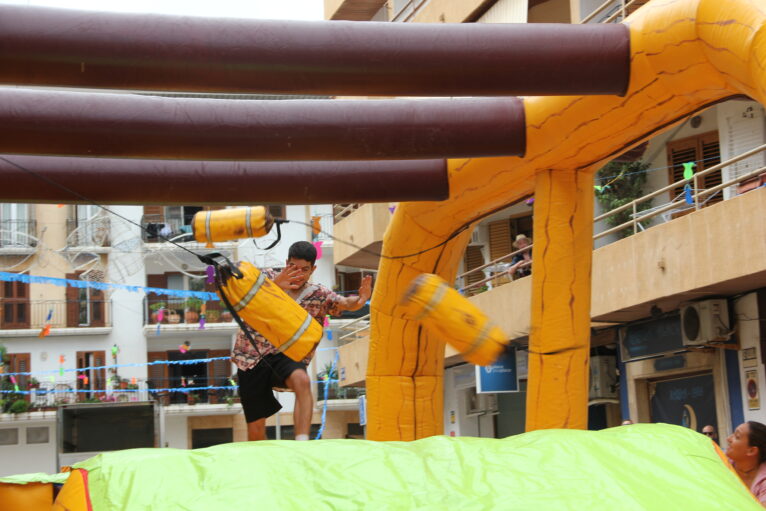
[38,324,51,338]
[131,377,137,385]
[84,376,89,385]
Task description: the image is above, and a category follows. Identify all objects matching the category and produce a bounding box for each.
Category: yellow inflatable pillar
[525,169,594,431]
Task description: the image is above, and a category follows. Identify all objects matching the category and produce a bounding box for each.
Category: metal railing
[0,299,112,329]
[311,214,334,243]
[391,0,428,22]
[338,313,371,345]
[145,297,233,325]
[458,142,766,294]
[141,214,195,243]
[66,216,111,247]
[333,204,361,222]
[0,219,37,248]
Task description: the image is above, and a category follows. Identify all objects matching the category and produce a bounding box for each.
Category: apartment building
[0,199,366,476]
[327,0,766,439]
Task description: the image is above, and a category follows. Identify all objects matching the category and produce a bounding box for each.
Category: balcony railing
[458,142,766,296]
[338,314,370,346]
[580,0,648,24]
[0,219,37,248]
[141,214,195,243]
[311,214,334,243]
[145,297,234,325]
[316,380,365,400]
[0,299,112,330]
[333,204,361,222]
[66,216,111,247]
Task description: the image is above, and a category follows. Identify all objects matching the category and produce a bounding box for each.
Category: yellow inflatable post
[368,0,766,440]
[526,169,593,431]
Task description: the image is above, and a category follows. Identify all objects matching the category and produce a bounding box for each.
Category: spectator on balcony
[508,234,532,279]
[232,241,372,442]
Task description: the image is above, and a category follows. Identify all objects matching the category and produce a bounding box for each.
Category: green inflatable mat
[0,472,70,485]
[70,423,759,510]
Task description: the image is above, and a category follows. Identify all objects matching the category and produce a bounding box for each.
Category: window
[76,351,106,401]
[667,131,722,209]
[0,203,32,246]
[0,428,19,445]
[266,204,285,219]
[463,245,485,292]
[2,279,29,328]
[66,273,105,327]
[26,426,49,444]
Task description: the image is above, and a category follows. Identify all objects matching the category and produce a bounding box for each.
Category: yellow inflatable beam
[367,0,766,440]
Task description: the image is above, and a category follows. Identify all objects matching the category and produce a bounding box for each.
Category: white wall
[0,419,57,476]
[164,414,188,449]
[443,365,495,438]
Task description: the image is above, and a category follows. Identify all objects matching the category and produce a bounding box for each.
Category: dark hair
[748,421,766,464]
[288,241,317,266]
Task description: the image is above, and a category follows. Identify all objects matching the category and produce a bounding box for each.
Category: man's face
[285,257,315,287]
[702,426,717,439]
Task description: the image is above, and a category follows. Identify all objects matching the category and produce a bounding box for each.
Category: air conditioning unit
[681,299,729,346]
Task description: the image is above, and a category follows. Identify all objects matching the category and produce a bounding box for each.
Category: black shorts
[237,353,307,424]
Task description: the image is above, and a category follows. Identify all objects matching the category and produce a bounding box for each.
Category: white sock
[295,434,309,441]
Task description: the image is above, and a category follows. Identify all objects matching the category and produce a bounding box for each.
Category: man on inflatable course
[232,241,372,441]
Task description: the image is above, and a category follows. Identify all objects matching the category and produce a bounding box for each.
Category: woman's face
[727,423,756,462]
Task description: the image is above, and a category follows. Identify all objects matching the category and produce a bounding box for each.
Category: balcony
[325,0,386,20]
[0,299,112,333]
[65,216,111,248]
[333,203,390,269]
[144,298,239,334]
[141,214,195,244]
[0,219,37,251]
[311,213,334,247]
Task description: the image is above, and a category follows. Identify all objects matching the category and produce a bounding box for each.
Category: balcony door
[0,203,31,246]
[66,273,105,327]
[76,351,106,401]
[2,279,30,329]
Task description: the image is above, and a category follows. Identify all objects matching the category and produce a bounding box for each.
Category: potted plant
[205,309,221,323]
[9,399,29,414]
[185,297,204,323]
[149,301,166,324]
[186,392,199,405]
[221,309,233,322]
[27,377,40,390]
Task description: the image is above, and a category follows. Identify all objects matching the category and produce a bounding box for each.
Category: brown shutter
[90,287,106,327]
[92,351,106,398]
[207,349,232,387]
[667,131,722,207]
[9,353,30,400]
[147,351,169,390]
[143,205,164,220]
[488,220,512,261]
[146,274,168,314]
[463,245,485,287]
[75,351,87,401]
[2,278,30,329]
[343,272,362,293]
[65,273,81,327]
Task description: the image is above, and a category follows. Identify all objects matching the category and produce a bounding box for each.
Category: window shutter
[488,220,512,261]
[208,349,232,387]
[9,353,30,399]
[65,273,81,327]
[148,351,169,390]
[2,277,30,329]
[463,245,485,287]
[720,104,766,191]
[666,131,722,207]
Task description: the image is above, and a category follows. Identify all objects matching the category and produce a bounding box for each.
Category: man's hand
[356,275,372,307]
[273,266,303,291]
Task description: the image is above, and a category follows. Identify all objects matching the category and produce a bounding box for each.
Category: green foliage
[149,301,166,312]
[185,297,204,311]
[595,161,653,239]
[9,399,29,414]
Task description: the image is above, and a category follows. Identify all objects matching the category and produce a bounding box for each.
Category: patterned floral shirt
[232,269,342,371]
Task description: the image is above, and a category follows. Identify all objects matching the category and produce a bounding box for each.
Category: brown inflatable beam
[0,89,524,161]
[0,4,629,96]
[0,155,448,205]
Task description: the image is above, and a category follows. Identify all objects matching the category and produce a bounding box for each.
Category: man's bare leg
[247,418,267,441]
[285,368,312,440]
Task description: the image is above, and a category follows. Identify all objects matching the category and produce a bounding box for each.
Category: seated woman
[727,421,766,506]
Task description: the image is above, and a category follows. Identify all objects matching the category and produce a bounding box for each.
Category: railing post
[693,174,701,210]
[526,168,593,432]
[632,201,638,234]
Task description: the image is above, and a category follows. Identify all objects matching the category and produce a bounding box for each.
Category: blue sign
[358,395,366,426]
[476,348,519,394]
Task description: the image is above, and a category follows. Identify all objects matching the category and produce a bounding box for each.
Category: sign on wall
[476,347,519,394]
[746,370,760,411]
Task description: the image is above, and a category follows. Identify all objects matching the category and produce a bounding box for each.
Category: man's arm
[336,275,372,312]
